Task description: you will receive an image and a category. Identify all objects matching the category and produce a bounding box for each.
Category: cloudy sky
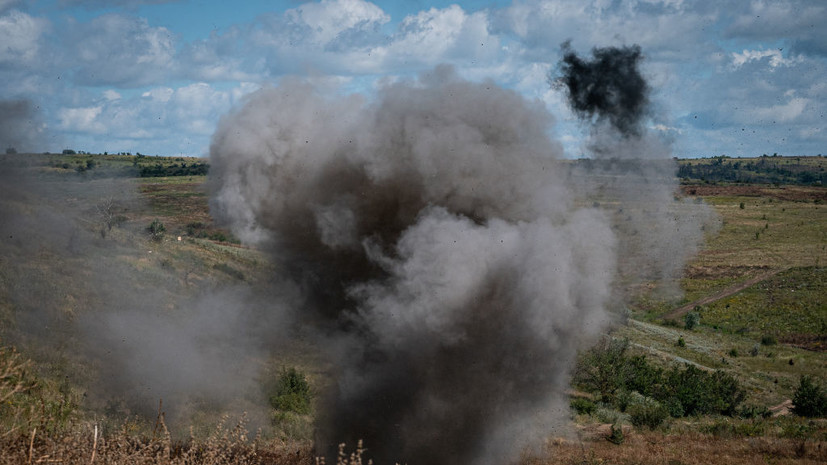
[1,0,824,158]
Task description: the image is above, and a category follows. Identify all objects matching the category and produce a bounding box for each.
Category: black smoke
[554,42,649,137]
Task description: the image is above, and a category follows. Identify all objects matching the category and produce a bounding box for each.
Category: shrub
[729,348,739,357]
[792,375,827,417]
[760,334,777,346]
[147,219,166,241]
[269,367,311,415]
[628,397,669,429]
[737,404,771,419]
[570,397,596,415]
[684,311,700,330]
[659,365,745,416]
[607,424,624,444]
[664,396,685,418]
[573,338,632,403]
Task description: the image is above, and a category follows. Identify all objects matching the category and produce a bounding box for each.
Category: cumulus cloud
[0,10,48,66]
[731,48,803,69]
[66,14,176,87]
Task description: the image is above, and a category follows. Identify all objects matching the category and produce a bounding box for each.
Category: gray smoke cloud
[553,44,718,295]
[0,158,294,428]
[208,64,699,464]
[0,99,44,153]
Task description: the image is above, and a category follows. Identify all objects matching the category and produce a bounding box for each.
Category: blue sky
[1,0,824,158]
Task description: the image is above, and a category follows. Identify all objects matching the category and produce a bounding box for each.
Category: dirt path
[661,267,788,321]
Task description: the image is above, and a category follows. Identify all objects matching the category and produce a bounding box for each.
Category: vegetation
[677,154,826,185]
[0,152,825,463]
[574,338,745,418]
[269,367,312,415]
[792,375,827,417]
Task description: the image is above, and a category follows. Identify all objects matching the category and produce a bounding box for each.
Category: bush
[737,404,771,419]
[628,397,669,429]
[792,375,827,417]
[760,334,777,346]
[570,397,596,415]
[660,365,745,416]
[664,396,685,418]
[684,311,700,330]
[607,424,624,444]
[147,219,166,241]
[573,338,632,403]
[269,367,311,415]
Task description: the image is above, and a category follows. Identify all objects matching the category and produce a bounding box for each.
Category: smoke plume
[0,99,44,153]
[207,62,713,464]
[554,43,717,293]
[555,42,649,137]
[0,158,293,428]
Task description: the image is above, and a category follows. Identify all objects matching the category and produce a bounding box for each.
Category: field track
[661,267,788,321]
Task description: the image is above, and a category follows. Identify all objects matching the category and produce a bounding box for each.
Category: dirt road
[661,267,787,321]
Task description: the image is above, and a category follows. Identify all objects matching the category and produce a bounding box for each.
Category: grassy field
[1,153,826,464]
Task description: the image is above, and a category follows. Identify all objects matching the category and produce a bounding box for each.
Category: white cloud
[285,0,389,46]
[59,106,106,133]
[102,89,121,100]
[142,87,174,102]
[0,10,48,65]
[731,48,801,69]
[67,14,176,87]
[750,97,809,123]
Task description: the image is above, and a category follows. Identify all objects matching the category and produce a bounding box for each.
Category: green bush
[660,365,745,416]
[664,396,685,418]
[147,219,166,241]
[607,424,624,444]
[573,338,633,403]
[760,334,777,346]
[737,404,771,419]
[684,311,700,330]
[570,397,596,415]
[792,375,827,417]
[628,397,668,429]
[269,367,311,415]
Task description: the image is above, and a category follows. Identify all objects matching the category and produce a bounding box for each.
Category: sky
[1,0,824,158]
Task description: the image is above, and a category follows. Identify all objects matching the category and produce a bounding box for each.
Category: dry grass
[531,429,827,465]
[0,416,314,465]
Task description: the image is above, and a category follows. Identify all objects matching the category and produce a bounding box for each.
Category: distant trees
[138,162,208,177]
[677,156,825,185]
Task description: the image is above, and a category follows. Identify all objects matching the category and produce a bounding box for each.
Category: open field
[1,153,826,463]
